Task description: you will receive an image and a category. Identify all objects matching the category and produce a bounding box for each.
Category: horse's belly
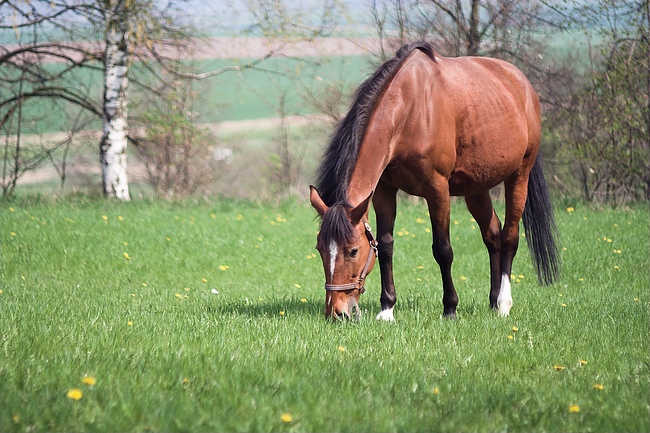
[448,168,505,196]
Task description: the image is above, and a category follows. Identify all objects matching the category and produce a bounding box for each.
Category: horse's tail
[522,156,560,285]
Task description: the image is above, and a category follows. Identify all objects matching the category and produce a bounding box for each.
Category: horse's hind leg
[499,170,532,316]
[373,181,399,321]
[465,192,502,310]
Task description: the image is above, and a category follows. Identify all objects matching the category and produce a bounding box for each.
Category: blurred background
[1,0,647,204]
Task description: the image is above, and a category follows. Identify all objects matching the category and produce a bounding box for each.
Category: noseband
[324,221,378,294]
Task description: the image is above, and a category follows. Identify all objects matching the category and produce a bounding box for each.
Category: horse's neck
[346,120,393,207]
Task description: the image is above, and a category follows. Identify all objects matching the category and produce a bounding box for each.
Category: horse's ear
[309,185,328,217]
[349,191,373,224]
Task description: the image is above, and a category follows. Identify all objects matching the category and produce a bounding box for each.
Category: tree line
[1,0,648,204]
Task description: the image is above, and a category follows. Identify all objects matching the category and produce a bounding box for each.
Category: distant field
[1,198,648,432]
[10,53,375,136]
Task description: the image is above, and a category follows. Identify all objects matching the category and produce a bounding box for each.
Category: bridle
[324,220,378,294]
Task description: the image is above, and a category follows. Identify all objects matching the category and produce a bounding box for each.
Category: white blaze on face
[497,273,513,316]
[329,240,338,279]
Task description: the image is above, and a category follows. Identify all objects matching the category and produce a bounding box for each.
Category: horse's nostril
[330,310,350,321]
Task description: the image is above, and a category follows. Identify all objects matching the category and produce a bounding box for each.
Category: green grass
[1,198,648,432]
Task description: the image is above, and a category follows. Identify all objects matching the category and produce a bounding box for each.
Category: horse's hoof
[497,300,512,316]
[375,308,395,322]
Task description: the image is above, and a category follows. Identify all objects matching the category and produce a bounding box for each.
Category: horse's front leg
[373,181,398,322]
[426,185,458,318]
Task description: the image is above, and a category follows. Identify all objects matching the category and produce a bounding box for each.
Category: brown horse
[310,41,559,320]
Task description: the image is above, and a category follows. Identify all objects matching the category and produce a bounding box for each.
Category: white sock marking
[497,272,513,316]
[329,240,338,279]
[376,307,395,322]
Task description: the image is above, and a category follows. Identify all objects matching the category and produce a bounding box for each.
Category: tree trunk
[100,4,130,200]
[467,0,481,55]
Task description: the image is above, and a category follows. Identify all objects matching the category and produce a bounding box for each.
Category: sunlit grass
[1,198,648,432]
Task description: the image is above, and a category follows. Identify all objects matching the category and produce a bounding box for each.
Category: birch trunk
[100,4,130,200]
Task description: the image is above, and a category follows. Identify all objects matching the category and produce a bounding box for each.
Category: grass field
[1,197,649,432]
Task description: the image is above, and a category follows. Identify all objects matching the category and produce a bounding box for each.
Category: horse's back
[423,53,541,195]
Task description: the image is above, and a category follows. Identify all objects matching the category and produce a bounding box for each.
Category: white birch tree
[100,0,131,200]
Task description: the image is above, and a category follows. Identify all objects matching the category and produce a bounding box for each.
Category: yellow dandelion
[512,326,519,332]
[210,213,216,218]
[554,365,565,371]
[568,404,580,413]
[127,321,133,326]
[118,216,124,221]
[424,228,431,233]
[613,265,619,269]
[219,265,229,271]
[561,303,567,307]
[123,252,130,260]
[566,207,575,213]
[82,376,96,386]
[175,293,183,299]
[593,383,604,390]
[301,298,307,303]
[9,207,14,212]
[416,278,422,282]
[166,237,171,241]
[518,275,524,279]
[123,241,128,246]
[453,220,459,225]
[507,335,514,340]
[279,311,285,316]
[102,215,108,221]
[294,284,301,288]
[580,359,588,366]
[66,388,83,401]
[236,214,244,221]
[202,278,208,283]
[12,414,19,423]
[433,387,439,395]
[281,413,293,423]
[579,278,584,281]
[338,346,346,352]
[416,218,425,223]
[141,283,147,287]
[182,378,190,384]
[634,297,639,301]
[10,232,16,237]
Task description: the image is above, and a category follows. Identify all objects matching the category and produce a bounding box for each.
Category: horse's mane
[315,41,436,207]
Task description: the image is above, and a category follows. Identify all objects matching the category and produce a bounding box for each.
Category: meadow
[1,197,648,432]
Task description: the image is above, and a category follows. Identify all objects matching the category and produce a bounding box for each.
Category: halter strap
[324,221,378,294]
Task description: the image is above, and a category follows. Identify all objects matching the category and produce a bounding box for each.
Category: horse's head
[310,186,377,320]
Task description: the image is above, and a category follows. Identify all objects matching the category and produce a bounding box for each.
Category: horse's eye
[350,247,359,258]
